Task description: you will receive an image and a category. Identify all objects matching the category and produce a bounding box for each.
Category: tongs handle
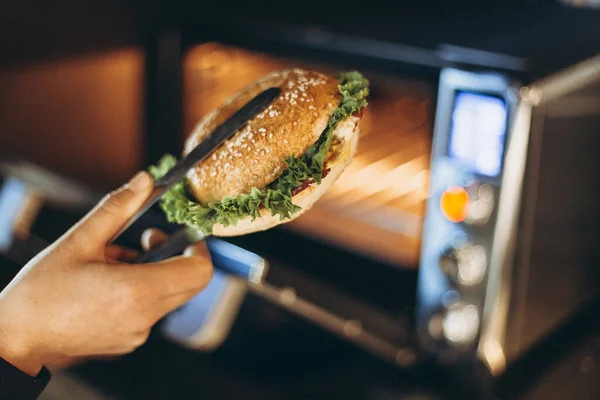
[134,228,203,264]
[133,228,268,282]
[109,87,281,244]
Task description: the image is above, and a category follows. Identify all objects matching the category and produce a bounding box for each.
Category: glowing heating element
[440,186,470,223]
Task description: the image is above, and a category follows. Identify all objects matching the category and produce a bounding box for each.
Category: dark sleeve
[0,357,51,400]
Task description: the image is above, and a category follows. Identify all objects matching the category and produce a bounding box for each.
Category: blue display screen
[448,91,508,177]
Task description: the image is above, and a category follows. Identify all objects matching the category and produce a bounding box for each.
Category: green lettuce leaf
[149,71,369,235]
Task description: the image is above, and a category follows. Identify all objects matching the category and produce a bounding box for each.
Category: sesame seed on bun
[149,69,369,236]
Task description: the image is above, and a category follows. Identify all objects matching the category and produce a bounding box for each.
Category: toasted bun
[211,115,360,236]
[184,69,341,204]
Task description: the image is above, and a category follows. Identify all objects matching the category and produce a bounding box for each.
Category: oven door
[172,39,437,367]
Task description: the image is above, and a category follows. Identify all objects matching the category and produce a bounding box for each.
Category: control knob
[439,242,487,286]
[464,182,495,225]
[427,302,480,345]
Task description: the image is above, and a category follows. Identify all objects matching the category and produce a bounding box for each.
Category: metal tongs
[110,87,281,265]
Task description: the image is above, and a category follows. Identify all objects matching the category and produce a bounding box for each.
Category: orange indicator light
[440,186,470,223]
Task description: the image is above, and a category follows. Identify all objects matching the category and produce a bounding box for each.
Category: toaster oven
[144,2,600,382]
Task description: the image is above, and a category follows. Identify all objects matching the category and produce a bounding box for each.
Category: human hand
[0,171,213,376]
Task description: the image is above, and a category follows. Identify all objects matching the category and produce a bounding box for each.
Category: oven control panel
[417,68,518,360]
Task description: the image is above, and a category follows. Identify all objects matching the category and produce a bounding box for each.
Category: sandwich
[149,68,369,236]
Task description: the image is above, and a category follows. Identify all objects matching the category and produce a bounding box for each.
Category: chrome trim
[523,53,600,105]
[477,100,533,376]
[437,44,527,72]
[248,282,418,368]
[504,105,547,362]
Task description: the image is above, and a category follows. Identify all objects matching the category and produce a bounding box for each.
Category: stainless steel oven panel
[160,32,600,376]
[501,54,600,368]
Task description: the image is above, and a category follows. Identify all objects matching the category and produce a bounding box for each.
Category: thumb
[66,171,154,251]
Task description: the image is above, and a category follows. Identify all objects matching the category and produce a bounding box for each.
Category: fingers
[141,228,210,258]
[65,171,154,253]
[129,253,212,321]
[139,228,212,292]
[150,287,205,323]
[143,254,213,296]
[137,230,213,319]
[140,228,168,252]
[105,229,169,264]
[183,239,211,258]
